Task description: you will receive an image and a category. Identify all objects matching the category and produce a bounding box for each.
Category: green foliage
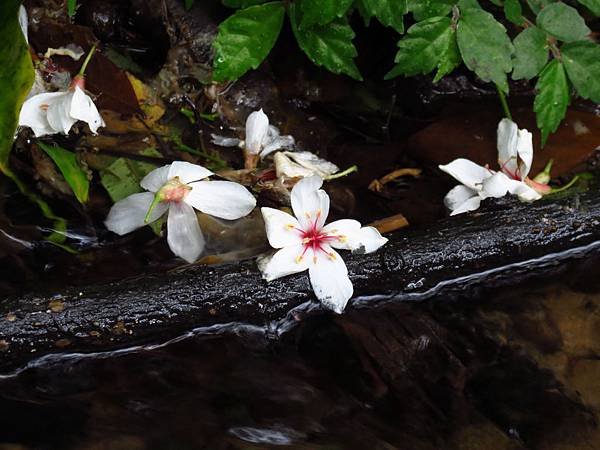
[577,0,600,16]
[184,0,195,10]
[299,0,353,28]
[534,60,570,147]
[67,0,77,17]
[526,0,553,15]
[289,3,362,80]
[37,142,90,204]
[358,0,407,33]
[222,0,267,7]
[407,0,454,21]
[512,26,548,80]
[385,17,459,81]
[561,40,600,103]
[504,0,524,25]
[537,3,590,43]
[213,2,285,82]
[456,6,514,93]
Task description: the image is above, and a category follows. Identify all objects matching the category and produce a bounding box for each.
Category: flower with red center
[258,176,388,313]
[105,161,257,263]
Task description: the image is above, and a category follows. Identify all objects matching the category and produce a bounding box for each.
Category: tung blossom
[105,161,257,263]
[259,176,388,313]
[274,151,340,180]
[439,119,543,216]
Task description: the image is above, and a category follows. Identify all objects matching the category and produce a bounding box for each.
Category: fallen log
[1,189,600,373]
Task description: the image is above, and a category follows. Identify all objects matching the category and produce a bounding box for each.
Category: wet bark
[1,190,600,372]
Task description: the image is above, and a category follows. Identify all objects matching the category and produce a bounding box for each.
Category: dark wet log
[2,189,600,372]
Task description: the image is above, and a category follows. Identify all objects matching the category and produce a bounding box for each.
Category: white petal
[19,6,28,43]
[282,151,339,178]
[516,128,533,179]
[481,172,510,199]
[261,207,303,249]
[506,179,542,202]
[104,192,168,235]
[46,91,77,134]
[497,118,519,177]
[70,86,105,134]
[444,185,478,211]
[166,202,205,263]
[168,161,213,184]
[290,175,330,230]
[261,135,296,159]
[308,246,353,314]
[245,109,270,154]
[321,219,361,250]
[140,164,171,192]
[439,159,490,191]
[258,244,309,282]
[18,92,65,137]
[185,180,256,220]
[347,227,388,254]
[211,134,242,147]
[274,152,314,179]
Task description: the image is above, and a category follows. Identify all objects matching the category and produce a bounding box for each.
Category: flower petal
[166,202,205,263]
[186,180,256,220]
[450,196,482,216]
[290,175,330,230]
[347,227,388,254]
[439,159,490,191]
[506,179,542,202]
[261,135,296,159]
[19,5,28,43]
[257,244,309,282]
[481,172,511,198]
[321,219,361,250]
[69,86,105,134]
[282,151,339,178]
[140,164,171,192]
[516,128,533,179]
[308,246,353,314]
[274,152,315,179]
[444,185,477,211]
[497,118,519,178]
[211,134,242,147]
[18,92,65,137]
[168,161,213,184]
[261,207,303,249]
[46,91,78,134]
[245,109,269,154]
[104,192,168,235]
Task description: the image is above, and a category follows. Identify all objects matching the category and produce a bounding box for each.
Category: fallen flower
[18,46,105,137]
[211,109,295,168]
[274,151,339,180]
[105,161,257,263]
[258,176,388,313]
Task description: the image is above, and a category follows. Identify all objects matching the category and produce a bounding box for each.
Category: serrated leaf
[537,3,590,43]
[457,7,514,92]
[525,0,552,15]
[407,0,454,21]
[458,0,481,9]
[562,40,600,104]
[300,0,353,28]
[504,0,524,24]
[578,0,600,16]
[359,0,407,33]
[534,59,569,147]
[385,16,457,80]
[213,2,285,82]
[67,0,76,17]
[37,142,90,204]
[434,31,461,82]
[512,26,548,80]
[289,3,362,80]
[222,0,267,7]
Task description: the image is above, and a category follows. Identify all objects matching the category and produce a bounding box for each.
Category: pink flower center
[500,158,522,181]
[158,177,191,203]
[293,211,339,264]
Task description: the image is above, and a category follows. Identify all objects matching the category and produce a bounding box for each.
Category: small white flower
[258,176,388,313]
[18,77,105,137]
[497,118,533,182]
[211,109,295,159]
[274,151,339,180]
[105,161,257,263]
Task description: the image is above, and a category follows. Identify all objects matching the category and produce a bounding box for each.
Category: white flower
[497,118,533,182]
[258,176,388,313]
[18,77,105,137]
[274,151,339,179]
[211,109,295,159]
[105,161,257,263]
[19,5,28,43]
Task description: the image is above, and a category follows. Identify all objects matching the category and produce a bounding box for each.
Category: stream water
[1,251,599,450]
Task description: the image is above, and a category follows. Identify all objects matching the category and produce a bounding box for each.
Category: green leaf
[578,0,600,16]
[562,40,600,103]
[457,7,514,92]
[37,142,90,204]
[300,0,354,28]
[537,3,590,43]
[213,2,285,82]
[458,0,480,9]
[512,26,548,80]
[407,0,454,21]
[358,0,407,33]
[184,0,195,10]
[534,59,570,147]
[385,16,459,80]
[504,0,524,24]
[434,31,461,82]
[289,3,363,80]
[222,0,268,7]
[67,0,77,17]
[525,0,553,15]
